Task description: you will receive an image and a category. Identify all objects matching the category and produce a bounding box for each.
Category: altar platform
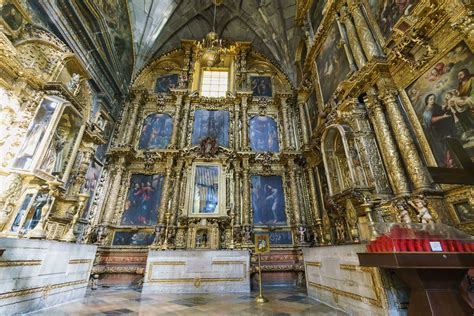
[142,250,251,294]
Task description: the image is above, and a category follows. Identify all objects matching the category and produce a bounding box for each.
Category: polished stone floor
[32,287,347,315]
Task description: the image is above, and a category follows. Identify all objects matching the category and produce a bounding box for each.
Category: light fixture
[197,0,227,67]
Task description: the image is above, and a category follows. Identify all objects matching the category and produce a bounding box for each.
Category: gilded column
[117,102,131,145]
[158,158,174,224]
[298,100,309,146]
[233,161,242,225]
[288,158,302,226]
[62,124,86,182]
[340,6,367,69]
[241,96,249,150]
[234,99,241,151]
[241,158,250,225]
[102,157,126,224]
[170,159,184,225]
[348,0,382,58]
[169,94,183,148]
[364,91,410,196]
[306,166,321,226]
[279,95,292,150]
[124,102,140,146]
[381,89,432,191]
[180,98,191,148]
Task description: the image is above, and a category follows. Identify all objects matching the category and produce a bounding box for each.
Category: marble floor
[31,287,347,315]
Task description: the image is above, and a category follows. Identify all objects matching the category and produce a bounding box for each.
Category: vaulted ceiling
[33,0,300,100]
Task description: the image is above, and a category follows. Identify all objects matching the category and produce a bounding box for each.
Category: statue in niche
[408,197,434,223]
[196,229,208,248]
[335,218,346,242]
[67,73,80,93]
[42,117,71,176]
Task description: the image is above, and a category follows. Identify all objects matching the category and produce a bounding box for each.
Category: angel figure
[395,200,412,223]
[408,197,434,224]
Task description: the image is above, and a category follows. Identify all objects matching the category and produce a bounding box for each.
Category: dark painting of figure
[81,160,102,219]
[269,231,293,245]
[13,99,58,170]
[191,110,229,146]
[407,42,474,168]
[251,175,287,226]
[121,174,164,226]
[249,116,279,152]
[192,165,219,214]
[308,91,318,132]
[1,2,23,31]
[454,202,474,222]
[310,0,327,33]
[251,76,272,97]
[155,74,179,93]
[138,113,173,149]
[112,231,155,246]
[368,0,419,39]
[316,23,351,104]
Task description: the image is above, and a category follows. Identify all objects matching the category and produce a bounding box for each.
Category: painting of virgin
[192,165,219,214]
[316,23,351,104]
[368,0,419,39]
[251,175,287,226]
[250,76,272,97]
[406,42,474,168]
[191,110,229,146]
[121,174,164,226]
[138,113,173,149]
[155,74,179,93]
[249,116,279,152]
[40,107,82,178]
[13,99,58,170]
[112,231,155,246]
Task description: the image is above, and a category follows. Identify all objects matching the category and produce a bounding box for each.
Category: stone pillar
[336,15,358,71]
[241,96,249,150]
[348,0,382,59]
[241,158,250,225]
[169,94,183,148]
[102,157,126,224]
[364,91,410,196]
[179,99,191,148]
[340,6,367,69]
[170,159,184,225]
[234,100,241,151]
[234,161,242,225]
[158,158,174,224]
[279,96,292,150]
[288,158,302,226]
[297,101,309,146]
[381,89,432,191]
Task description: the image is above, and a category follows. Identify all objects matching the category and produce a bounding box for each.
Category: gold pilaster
[348,0,382,59]
[241,158,250,225]
[170,159,184,225]
[124,102,140,146]
[288,158,301,226]
[102,157,126,224]
[298,101,309,146]
[158,158,174,224]
[180,98,191,148]
[340,6,367,69]
[169,94,183,148]
[234,100,241,151]
[279,96,292,150]
[241,96,249,151]
[234,161,242,226]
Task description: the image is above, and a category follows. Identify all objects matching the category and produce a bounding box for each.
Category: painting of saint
[368,0,419,39]
[251,175,287,226]
[138,113,173,149]
[10,194,33,232]
[40,107,82,178]
[83,160,101,192]
[316,23,351,104]
[191,110,229,146]
[1,2,23,31]
[112,231,155,246]
[13,99,58,170]
[454,202,474,223]
[121,174,164,226]
[406,42,474,168]
[307,92,318,132]
[250,76,272,97]
[155,74,179,93]
[192,165,219,214]
[249,116,279,152]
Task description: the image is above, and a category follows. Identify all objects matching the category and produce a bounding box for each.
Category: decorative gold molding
[68,259,92,265]
[0,280,88,300]
[305,261,322,267]
[0,260,42,267]
[150,261,186,266]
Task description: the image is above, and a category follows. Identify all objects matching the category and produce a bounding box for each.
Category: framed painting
[255,233,270,253]
[121,174,164,226]
[40,105,82,178]
[112,231,155,246]
[13,98,58,170]
[453,201,474,223]
[406,42,474,168]
[155,74,178,93]
[251,175,287,226]
[249,116,279,152]
[366,0,419,40]
[187,163,225,217]
[81,159,102,219]
[10,192,48,234]
[138,113,173,149]
[1,1,24,32]
[250,76,272,97]
[191,110,229,146]
[316,23,351,104]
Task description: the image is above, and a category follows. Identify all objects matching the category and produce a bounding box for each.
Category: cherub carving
[408,196,434,223]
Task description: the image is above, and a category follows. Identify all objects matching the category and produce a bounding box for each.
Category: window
[201,70,228,98]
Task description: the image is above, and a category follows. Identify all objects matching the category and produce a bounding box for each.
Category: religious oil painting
[10,194,33,232]
[112,231,155,246]
[251,76,272,97]
[81,159,102,219]
[138,113,173,149]
[454,201,474,223]
[192,165,220,214]
[251,175,287,226]
[406,42,474,168]
[1,1,23,31]
[368,0,419,39]
[310,0,327,33]
[155,74,179,93]
[191,110,229,146]
[249,116,279,152]
[121,174,164,226]
[316,23,351,104]
[40,106,82,178]
[11,192,48,233]
[307,91,318,132]
[269,231,293,245]
[13,99,58,170]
